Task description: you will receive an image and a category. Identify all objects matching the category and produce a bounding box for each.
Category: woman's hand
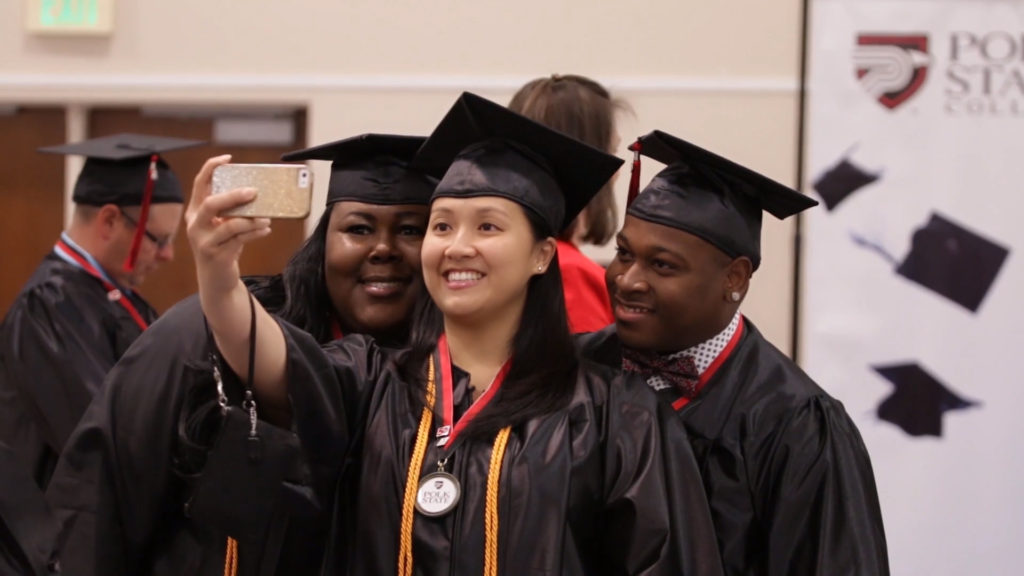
[185,155,272,296]
[184,155,289,410]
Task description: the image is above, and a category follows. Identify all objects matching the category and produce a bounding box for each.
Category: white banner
[803,1,1024,574]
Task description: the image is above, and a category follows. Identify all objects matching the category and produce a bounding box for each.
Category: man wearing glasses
[0,134,201,489]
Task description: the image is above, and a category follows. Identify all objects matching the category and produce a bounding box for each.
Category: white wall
[0,0,805,352]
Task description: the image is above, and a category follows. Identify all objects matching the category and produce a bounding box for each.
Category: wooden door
[0,107,67,317]
[89,108,307,313]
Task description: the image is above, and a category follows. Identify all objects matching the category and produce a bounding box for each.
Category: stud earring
[730,291,742,302]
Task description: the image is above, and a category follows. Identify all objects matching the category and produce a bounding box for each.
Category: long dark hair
[246,208,335,343]
[397,206,579,439]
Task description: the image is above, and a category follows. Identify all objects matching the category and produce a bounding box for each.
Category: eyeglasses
[119,209,173,249]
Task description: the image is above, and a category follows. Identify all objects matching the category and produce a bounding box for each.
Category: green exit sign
[26,0,115,35]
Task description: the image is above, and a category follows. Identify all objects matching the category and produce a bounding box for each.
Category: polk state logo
[854,34,931,109]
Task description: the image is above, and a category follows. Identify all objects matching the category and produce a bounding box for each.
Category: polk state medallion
[415,471,461,517]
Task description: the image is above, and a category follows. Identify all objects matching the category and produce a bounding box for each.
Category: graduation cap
[625,130,819,270]
[812,156,881,211]
[896,212,1009,313]
[872,362,979,437]
[280,133,436,206]
[39,133,202,206]
[414,92,624,234]
[39,133,204,271]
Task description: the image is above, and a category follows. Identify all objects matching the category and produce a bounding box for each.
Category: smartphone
[211,164,313,219]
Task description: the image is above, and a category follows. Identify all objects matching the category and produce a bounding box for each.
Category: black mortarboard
[413,92,624,234]
[812,156,881,211]
[872,362,979,437]
[39,133,202,207]
[280,133,435,206]
[625,130,818,270]
[896,212,1009,313]
[39,133,204,271]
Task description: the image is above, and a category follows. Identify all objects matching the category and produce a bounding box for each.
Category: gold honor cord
[398,355,512,575]
[223,536,238,576]
[399,358,436,576]
[484,427,511,576]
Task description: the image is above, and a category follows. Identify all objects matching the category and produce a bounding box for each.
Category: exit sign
[25,0,115,35]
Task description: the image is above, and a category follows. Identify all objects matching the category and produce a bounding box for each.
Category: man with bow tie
[577,130,889,576]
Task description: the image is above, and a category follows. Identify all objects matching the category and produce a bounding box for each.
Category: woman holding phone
[46,134,436,576]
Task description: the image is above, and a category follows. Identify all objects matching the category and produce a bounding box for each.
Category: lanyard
[401,353,512,570]
[434,333,512,451]
[54,240,149,332]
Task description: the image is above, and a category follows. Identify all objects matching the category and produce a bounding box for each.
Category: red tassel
[626,140,642,208]
[123,154,159,272]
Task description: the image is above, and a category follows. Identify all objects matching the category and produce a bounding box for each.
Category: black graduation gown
[45,288,329,576]
[0,254,157,488]
[278,321,723,575]
[576,320,889,576]
[0,441,59,576]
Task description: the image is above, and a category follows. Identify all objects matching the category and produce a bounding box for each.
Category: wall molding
[0,73,799,97]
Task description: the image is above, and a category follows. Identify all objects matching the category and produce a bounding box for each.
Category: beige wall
[0,0,804,353]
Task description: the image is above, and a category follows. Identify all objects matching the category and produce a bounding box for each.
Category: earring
[536,265,544,272]
[730,291,741,302]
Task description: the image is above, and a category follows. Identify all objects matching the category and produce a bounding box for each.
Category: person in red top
[508,74,625,332]
[553,237,613,331]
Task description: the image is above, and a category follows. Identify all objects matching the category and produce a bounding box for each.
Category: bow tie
[621,349,703,399]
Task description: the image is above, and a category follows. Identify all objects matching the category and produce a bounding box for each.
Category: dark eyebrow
[618,231,689,263]
[342,211,378,222]
[649,245,684,259]
[475,206,512,219]
[429,206,512,220]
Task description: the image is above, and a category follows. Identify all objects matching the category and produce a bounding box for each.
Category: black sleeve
[755,396,890,576]
[601,373,724,576]
[0,285,118,488]
[0,440,58,576]
[277,322,387,494]
[45,297,211,576]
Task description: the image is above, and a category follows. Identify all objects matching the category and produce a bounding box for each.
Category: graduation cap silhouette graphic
[873,363,979,437]
[898,213,1009,313]
[812,155,881,211]
[852,211,1009,313]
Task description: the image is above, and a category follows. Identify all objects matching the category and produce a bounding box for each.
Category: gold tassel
[223,537,238,576]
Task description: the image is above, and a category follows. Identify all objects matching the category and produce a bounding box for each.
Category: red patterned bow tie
[621,349,703,399]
